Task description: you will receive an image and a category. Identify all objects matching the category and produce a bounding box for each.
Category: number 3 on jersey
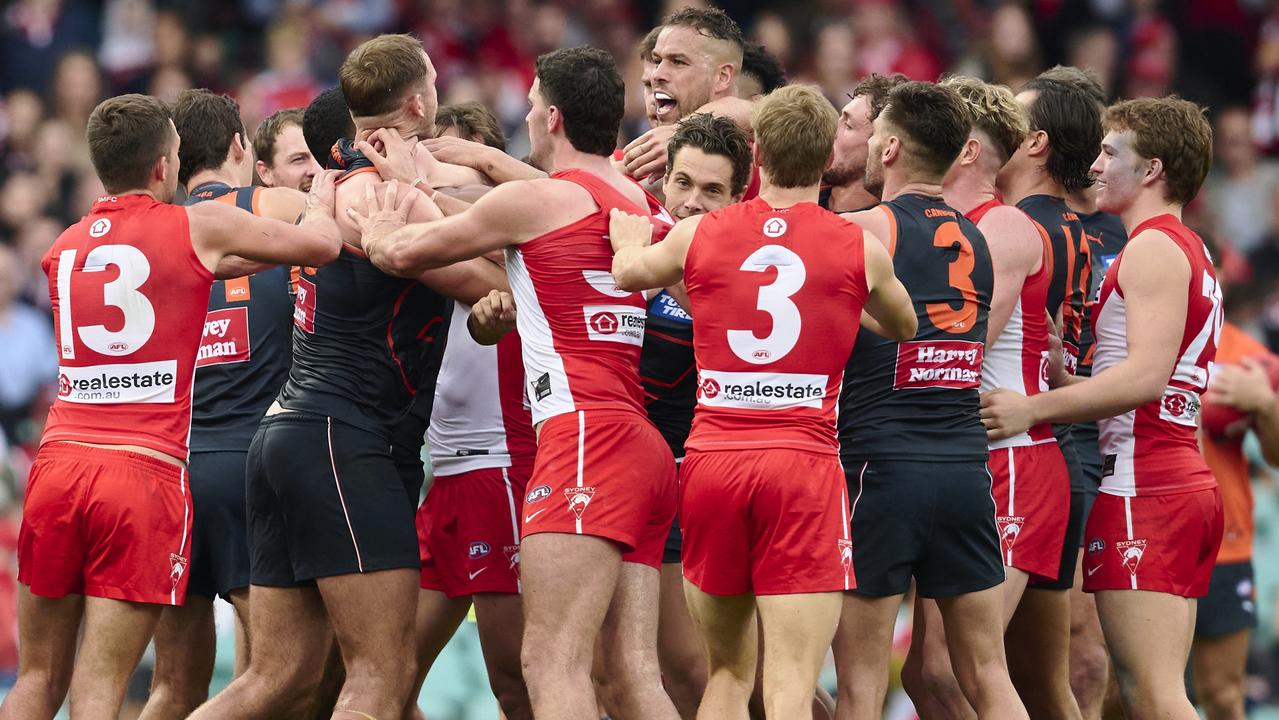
[926,222,978,334]
[56,245,156,360]
[728,244,805,364]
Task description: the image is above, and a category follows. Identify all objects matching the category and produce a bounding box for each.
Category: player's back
[839,193,993,464]
[42,194,214,458]
[684,198,868,453]
[1093,214,1221,496]
[184,183,294,452]
[505,168,669,425]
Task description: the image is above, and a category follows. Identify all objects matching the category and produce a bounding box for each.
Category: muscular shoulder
[256,186,306,223]
[842,205,892,250]
[1117,228,1192,288]
[979,205,1036,237]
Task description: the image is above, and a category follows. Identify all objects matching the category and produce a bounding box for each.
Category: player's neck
[941,167,997,215]
[1000,169,1061,205]
[882,175,943,203]
[187,165,243,192]
[827,182,878,213]
[544,145,616,177]
[1119,192,1182,235]
[757,171,819,208]
[1066,190,1097,215]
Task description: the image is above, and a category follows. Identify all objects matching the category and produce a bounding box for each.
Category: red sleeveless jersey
[505,169,673,424]
[968,200,1056,447]
[41,194,215,458]
[1093,214,1222,496]
[684,198,869,453]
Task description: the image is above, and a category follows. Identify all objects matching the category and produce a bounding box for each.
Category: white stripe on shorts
[328,417,364,573]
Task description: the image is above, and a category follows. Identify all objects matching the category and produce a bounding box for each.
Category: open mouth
[654,91,678,119]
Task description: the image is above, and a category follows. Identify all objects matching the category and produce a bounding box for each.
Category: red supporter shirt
[684,198,869,453]
[41,194,215,458]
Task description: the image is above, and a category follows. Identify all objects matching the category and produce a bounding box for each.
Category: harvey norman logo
[57,360,178,404]
[893,340,983,390]
[697,369,826,410]
[196,307,250,368]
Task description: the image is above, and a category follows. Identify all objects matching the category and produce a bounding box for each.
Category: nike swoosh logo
[524,508,547,524]
[468,567,487,580]
[1087,566,1103,577]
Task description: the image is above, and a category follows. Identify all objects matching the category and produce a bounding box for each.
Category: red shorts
[1082,487,1223,597]
[521,409,676,568]
[680,448,852,596]
[418,465,530,597]
[989,442,1070,582]
[18,443,193,605]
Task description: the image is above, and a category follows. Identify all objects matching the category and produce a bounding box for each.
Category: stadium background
[3,0,1279,716]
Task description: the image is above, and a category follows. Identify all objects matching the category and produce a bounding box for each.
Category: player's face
[641,60,659,127]
[822,95,873,188]
[415,51,440,138]
[526,79,552,172]
[1091,129,1146,214]
[862,112,889,199]
[663,146,739,219]
[265,124,321,192]
[650,26,718,126]
[160,121,181,202]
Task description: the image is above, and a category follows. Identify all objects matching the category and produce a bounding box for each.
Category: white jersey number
[57,245,156,359]
[1173,269,1223,388]
[728,245,806,364]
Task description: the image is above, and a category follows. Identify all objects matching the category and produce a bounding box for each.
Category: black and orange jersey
[1017,194,1090,367]
[640,290,696,458]
[186,182,294,453]
[839,193,993,463]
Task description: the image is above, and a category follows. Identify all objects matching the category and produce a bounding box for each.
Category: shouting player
[819,73,905,215]
[350,47,680,720]
[608,83,916,719]
[3,94,340,720]
[983,95,1221,720]
[254,107,321,192]
[138,89,316,720]
[833,81,1026,720]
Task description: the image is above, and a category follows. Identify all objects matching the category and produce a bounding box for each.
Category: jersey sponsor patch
[1158,387,1201,427]
[584,305,645,345]
[196,307,250,368]
[1062,342,1080,374]
[697,369,827,410]
[293,276,316,333]
[57,360,178,404]
[892,340,984,390]
[650,291,692,325]
[224,276,251,303]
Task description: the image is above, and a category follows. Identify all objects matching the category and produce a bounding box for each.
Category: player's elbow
[378,240,431,278]
[888,314,917,342]
[310,233,343,267]
[1131,374,1168,406]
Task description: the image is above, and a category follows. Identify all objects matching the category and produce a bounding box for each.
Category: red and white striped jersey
[41,194,215,458]
[505,169,672,424]
[684,198,869,454]
[969,200,1056,448]
[428,303,536,475]
[1093,214,1222,496]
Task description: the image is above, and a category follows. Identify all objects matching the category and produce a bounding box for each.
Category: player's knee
[663,654,708,699]
[1069,641,1109,693]
[487,662,531,718]
[1198,675,1245,720]
[908,654,966,709]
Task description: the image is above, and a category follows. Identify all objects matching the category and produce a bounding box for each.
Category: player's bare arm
[189,168,343,272]
[979,205,1042,346]
[982,229,1191,437]
[421,136,547,183]
[861,234,917,341]
[1208,359,1279,466]
[355,128,489,189]
[843,206,906,339]
[468,289,517,346]
[609,209,695,292]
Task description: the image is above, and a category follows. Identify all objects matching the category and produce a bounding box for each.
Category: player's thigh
[414,587,471,669]
[833,591,902,672]
[317,568,419,663]
[1095,590,1195,691]
[244,584,331,678]
[14,585,81,677]
[473,592,524,670]
[1190,629,1249,700]
[682,581,757,674]
[151,596,216,681]
[756,592,842,675]
[935,584,1008,672]
[520,533,621,653]
[73,596,163,681]
[599,561,662,663]
[658,562,704,671]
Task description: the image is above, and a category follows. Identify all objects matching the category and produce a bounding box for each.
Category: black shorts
[1078,452,1103,547]
[186,450,251,600]
[1029,489,1086,591]
[247,412,424,587]
[845,458,1004,599]
[662,514,682,565]
[1196,561,1258,638]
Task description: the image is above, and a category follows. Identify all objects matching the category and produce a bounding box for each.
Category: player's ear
[883,136,900,165]
[961,137,980,166]
[229,132,247,164]
[407,92,426,120]
[546,104,563,135]
[255,159,272,185]
[716,61,735,96]
[751,142,762,170]
[1025,129,1049,157]
[1143,156,1163,187]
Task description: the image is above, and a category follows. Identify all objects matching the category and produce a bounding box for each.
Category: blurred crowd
[6,0,1279,705]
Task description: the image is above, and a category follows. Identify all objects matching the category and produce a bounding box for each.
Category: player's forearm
[612,246,670,292]
[1028,359,1167,425]
[1253,401,1279,467]
[367,223,457,277]
[287,210,343,267]
[471,149,546,184]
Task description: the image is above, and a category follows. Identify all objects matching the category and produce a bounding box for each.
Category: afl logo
[589,311,618,335]
[526,484,552,504]
[762,217,787,238]
[108,342,129,352]
[57,374,71,397]
[89,218,112,238]
[468,541,492,559]
[700,378,721,398]
[753,350,770,361]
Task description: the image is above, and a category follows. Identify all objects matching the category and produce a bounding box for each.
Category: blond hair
[941,75,1027,163]
[751,85,837,188]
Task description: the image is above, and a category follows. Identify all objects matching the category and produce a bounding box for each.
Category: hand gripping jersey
[968,199,1055,448]
[1017,195,1090,369]
[184,183,294,452]
[1093,214,1222,496]
[279,148,452,440]
[640,290,696,457]
[504,169,672,424]
[839,194,994,463]
[41,194,215,458]
[428,302,536,475]
[684,198,869,453]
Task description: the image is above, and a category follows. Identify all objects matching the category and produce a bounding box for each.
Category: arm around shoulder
[610,212,697,293]
[861,231,916,341]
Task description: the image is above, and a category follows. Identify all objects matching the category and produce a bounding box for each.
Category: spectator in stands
[0,246,55,446]
[1207,106,1278,256]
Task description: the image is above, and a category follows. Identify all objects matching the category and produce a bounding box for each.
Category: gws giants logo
[1116,539,1147,577]
[526,485,552,504]
[996,516,1024,559]
[762,217,788,238]
[564,487,597,519]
